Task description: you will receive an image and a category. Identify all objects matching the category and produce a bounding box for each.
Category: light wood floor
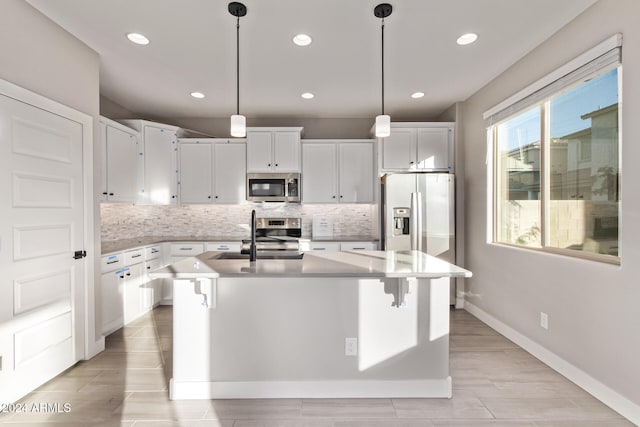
[1,306,632,426]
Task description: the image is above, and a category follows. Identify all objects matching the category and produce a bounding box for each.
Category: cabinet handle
[268,163,271,167]
[147,266,151,270]
[340,195,343,198]
[215,195,218,199]
[102,192,108,195]
[109,193,114,196]
[409,161,414,165]
[126,272,131,276]
[179,248,193,251]
[131,254,142,258]
[313,248,326,251]
[275,163,278,167]
[119,275,125,279]
[208,196,212,199]
[332,195,336,199]
[172,195,176,199]
[352,247,366,250]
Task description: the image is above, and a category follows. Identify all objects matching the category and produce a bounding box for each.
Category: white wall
[0,0,101,343]
[461,0,640,415]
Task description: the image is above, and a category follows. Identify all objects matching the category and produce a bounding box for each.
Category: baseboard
[465,301,640,426]
[170,378,452,400]
[85,337,105,359]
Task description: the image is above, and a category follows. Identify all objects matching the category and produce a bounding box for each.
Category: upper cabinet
[246,127,303,172]
[302,140,374,204]
[120,120,180,205]
[381,122,454,172]
[178,139,246,204]
[99,116,142,203]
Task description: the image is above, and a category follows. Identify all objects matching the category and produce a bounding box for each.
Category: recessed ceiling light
[190,92,205,99]
[411,92,425,99]
[301,92,314,99]
[126,32,150,45]
[293,34,312,46]
[456,33,478,46]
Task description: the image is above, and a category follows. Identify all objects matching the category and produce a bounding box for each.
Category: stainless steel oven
[246,173,301,202]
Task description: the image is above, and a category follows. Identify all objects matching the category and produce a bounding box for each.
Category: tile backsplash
[100,203,378,241]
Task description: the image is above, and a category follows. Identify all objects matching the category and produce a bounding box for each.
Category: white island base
[154,250,471,400]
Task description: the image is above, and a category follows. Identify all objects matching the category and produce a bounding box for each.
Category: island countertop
[150,249,472,279]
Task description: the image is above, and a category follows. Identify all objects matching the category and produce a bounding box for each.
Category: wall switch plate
[540,312,549,330]
[345,337,358,356]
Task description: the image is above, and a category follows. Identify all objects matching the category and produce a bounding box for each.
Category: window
[488,38,621,262]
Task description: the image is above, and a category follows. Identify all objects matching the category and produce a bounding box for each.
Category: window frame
[488,67,622,265]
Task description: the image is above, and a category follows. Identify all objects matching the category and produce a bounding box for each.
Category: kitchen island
[150,250,471,400]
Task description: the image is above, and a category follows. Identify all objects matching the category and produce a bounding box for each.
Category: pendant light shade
[375,114,391,138]
[230,114,246,137]
[229,2,247,137]
[374,4,392,138]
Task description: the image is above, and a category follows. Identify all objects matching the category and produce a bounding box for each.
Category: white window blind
[484,34,622,126]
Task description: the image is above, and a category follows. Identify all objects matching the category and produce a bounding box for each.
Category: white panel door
[246,130,273,172]
[273,131,300,172]
[214,142,246,203]
[302,143,337,203]
[382,128,415,169]
[106,124,139,202]
[179,142,213,204]
[0,93,84,403]
[144,126,177,204]
[416,128,451,171]
[339,142,374,203]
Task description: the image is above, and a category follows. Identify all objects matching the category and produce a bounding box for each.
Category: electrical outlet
[345,337,358,356]
[540,312,549,330]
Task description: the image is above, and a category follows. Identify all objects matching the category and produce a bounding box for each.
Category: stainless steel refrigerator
[381,172,456,303]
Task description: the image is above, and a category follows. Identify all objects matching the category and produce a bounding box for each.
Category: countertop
[149,250,471,279]
[101,235,379,255]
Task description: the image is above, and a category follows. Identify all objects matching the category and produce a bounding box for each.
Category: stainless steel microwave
[246,173,301,202]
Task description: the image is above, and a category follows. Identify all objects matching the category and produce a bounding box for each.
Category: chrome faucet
[249,209,257,262]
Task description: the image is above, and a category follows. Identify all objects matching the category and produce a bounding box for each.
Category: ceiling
[27,0,597,121]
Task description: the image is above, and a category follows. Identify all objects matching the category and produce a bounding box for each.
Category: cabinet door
[214,143,246,203]
[416,127,452,171]
[246,130,273,172]
[143,259,162,311]
[101,270,124,335]
[307,242,341,251]
[273,131,300,172]
[382,128,415,170]
[106,125,140,203]
[144,126,177,204]
[123,263,144,324]
[302,143,337,203]
[179,142,213,203]
[339,143,374,203]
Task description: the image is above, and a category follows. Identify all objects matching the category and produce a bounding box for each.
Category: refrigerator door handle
[410,192,423,251]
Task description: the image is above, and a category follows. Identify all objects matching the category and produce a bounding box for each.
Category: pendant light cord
[381,17,385,115]
[236,16,240,116]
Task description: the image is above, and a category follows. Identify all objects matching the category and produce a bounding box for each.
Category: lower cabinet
[101,245,166,335]
[304,241,377,252]
[100,268,125,335]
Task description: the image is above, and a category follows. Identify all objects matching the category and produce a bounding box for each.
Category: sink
[211,252,304,260]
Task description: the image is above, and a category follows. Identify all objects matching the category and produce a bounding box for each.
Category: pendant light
[374,3,392,138]
[229,2,247,137]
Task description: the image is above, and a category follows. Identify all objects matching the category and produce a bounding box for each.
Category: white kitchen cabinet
[179,139,246,204]
[100,266,125,335]
[302,140,374,203]
[246,127,303,172]
[120,119,180,205]
[123,262,144,324]
[99,116,142,203]
[381,123,454,172]
[340,242,377,251]
[206,242,242,252]
[143,258,163,310]
[307,242,341,252]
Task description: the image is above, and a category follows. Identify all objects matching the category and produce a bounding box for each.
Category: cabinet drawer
[101,253,124,273]
[170,243,205,256]
[145,245,162,260]
[340,242,376,251]
[206,242,242,252]
[308,242,341,252]
[124,248,145,265]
